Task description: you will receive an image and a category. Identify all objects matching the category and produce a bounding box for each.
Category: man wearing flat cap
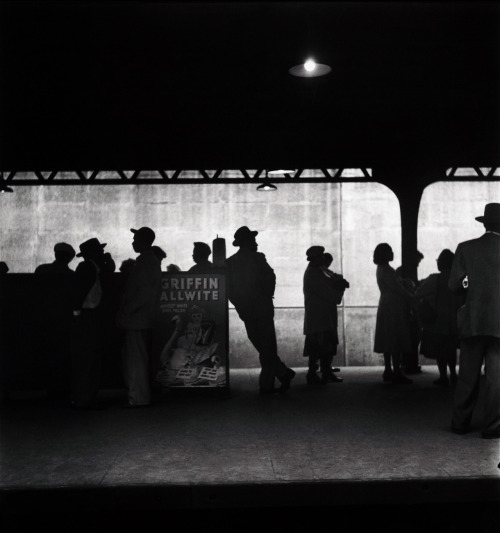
[34,242,76,401]
[449,203,500,438]
[71,237,114,409]
[117,227,161,407]
[188,242,214,273]
[225,226,295,394]
[35,242,77,275]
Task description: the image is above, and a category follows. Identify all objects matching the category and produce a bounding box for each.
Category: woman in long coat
[415,249,462,386]
[373,243,414,384]
[303,246,345,385]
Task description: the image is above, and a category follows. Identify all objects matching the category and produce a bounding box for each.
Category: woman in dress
[373,243,414,384]
[415,249,461,386]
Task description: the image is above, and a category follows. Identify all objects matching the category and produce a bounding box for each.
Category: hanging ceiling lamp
[256,170,278,191]
[289,58,331,78]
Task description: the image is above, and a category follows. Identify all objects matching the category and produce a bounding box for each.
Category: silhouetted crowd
[0,202,499,438]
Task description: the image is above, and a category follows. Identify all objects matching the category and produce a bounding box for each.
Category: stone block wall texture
[0,177,497,367]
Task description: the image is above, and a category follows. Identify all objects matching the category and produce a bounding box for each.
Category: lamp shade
[256,182,277,192]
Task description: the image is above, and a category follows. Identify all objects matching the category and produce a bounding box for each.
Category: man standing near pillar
[401,250,424,375]
[117,227,161,407]
[449,203,500,438]
[225,226,295,394]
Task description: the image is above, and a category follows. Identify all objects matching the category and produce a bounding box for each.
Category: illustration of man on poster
[154,273,228,389]
[159,304,220,384]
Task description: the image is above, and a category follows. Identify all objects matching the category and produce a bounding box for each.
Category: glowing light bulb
[304,59,316,72]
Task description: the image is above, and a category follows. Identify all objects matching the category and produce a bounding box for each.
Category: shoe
[332,367,341,373]
[278,369,296,393]
[322,371,343,383]
[450,374,458,385]
[121,403,151,409]
[482,431,500,439]
[451,426,468,435]
[382,370,393,382]
[433,378,449,387]
[306,372,325,386]
[392,374,413,384]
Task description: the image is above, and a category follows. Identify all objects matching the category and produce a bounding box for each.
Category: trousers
[452,335,500,435]
[122,329,152,406]
[70,310,102,407]
[243,315,290,391]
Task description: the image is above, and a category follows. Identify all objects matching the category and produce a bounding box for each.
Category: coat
[415,271,462,337]
[116,248,161,330]
[373,264,413,353]
[415,271,462,358]
[188,260,214,273]
[448,232,500,339]
[303,263,343,335]
[73,259,102,311]
[225,248,275,321]
[34,261,75,322]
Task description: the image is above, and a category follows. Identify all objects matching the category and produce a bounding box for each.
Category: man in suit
[225,226,295,394]
[35,242,76,401]
[449,203,500,438]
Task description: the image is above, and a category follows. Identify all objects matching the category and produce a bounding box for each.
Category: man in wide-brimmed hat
[71,237,114,409]
[76,238,116,273]
[225,226,295,394]
[449,203,500,438]
[117,226,162,407]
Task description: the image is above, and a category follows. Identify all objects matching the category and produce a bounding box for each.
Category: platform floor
[1,366,499,531]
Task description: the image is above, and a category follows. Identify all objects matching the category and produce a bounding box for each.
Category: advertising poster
[154,272,229,389]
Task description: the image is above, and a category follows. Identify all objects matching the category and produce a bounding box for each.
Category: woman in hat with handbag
[415,249,461,386]
[303,246,346,385]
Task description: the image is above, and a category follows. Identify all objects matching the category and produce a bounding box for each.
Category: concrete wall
[1,177,497,367]
[418,181,500,280]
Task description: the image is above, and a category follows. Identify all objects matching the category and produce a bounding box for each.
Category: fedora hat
[232,226,258,246]
[475,203,500,223]
[76,238,106,257]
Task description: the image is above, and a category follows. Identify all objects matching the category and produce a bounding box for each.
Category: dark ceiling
[1,1,499,172]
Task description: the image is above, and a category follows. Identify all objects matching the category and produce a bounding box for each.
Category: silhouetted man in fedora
[117,227,161,407]
[225,226,295,394]
[71,237,112,409]
[449,203,500,438]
